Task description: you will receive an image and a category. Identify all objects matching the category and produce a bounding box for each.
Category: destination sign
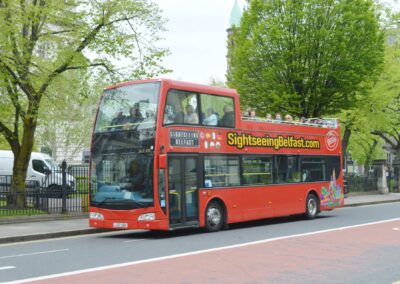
[170,130,199,147]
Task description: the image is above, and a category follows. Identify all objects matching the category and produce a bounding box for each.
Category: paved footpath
[0,192,399,244]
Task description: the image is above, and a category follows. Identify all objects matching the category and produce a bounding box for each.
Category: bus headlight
[138,213,155,221]
[90,212,104,220]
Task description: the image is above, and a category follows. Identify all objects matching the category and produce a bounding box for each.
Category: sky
[154,0,398,85]
[154,0,246,84]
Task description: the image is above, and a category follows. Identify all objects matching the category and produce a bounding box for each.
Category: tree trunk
[363,139,378,177]
[342,126,351,168]
[10,119,37,208]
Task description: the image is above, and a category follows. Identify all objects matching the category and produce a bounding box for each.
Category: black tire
[205,201,224,232]
[305,193,319,219]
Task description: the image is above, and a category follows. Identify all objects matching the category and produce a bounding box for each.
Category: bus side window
[302,170,310,182]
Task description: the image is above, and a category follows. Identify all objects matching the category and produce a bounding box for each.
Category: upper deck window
[201,94,234,127]
[163,90,235,128]
[94,82,160,133]
[164,90,199,125]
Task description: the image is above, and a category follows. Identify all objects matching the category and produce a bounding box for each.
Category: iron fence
[345,173,399,193]
[0,161,89,218]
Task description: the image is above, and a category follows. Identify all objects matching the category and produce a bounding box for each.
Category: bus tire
[305,193,319,219]
[205,201,224,232]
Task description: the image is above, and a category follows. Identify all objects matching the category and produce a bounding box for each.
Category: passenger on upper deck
[111,108,126,126]
[266,113,272,122]
[284,114,293,123]
[184,104,199,124]
[275,113,282,122]
[219,105,234,127]
[123,105,143,131]
[173,103,185,124]
[203,107,218,126]
[126,105,143,124]
[249,110,256,118]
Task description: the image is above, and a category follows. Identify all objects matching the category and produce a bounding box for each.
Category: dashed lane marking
[123,239,146,243]
[0,249,69,260]
[0,266,15,271]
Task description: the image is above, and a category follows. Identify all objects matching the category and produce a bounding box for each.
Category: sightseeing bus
[89,79,344,232]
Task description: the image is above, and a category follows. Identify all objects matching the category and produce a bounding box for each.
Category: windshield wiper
[95,197,118,206]
[94,197,146,207]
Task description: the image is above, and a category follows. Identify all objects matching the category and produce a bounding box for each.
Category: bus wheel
[205,201,224,232]
[305,194,319,219]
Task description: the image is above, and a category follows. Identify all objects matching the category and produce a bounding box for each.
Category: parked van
[0,150,76,192]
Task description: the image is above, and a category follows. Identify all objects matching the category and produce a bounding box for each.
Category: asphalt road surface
[1,202,399,284]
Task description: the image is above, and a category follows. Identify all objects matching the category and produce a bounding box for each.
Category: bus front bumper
[89,218,169,230]
[89,207,170,230]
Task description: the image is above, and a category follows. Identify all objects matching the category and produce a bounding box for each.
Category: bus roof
[103,78,237,97]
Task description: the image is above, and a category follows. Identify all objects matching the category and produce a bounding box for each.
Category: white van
[0,150,75,192]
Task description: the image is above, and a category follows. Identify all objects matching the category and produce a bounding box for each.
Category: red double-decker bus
[89,79,344,232]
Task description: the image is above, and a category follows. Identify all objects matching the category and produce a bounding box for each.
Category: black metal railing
[345,173,399,193]
[0,161,89,218]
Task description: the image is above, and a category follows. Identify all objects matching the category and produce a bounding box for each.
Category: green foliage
[348,133,384,165]
[344,16,400,164]
[0,135,9,149]
[228,0,384,118]
[35,69,101,161]
[0,0,169,205]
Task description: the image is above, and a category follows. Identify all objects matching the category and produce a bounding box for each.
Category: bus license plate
[113,222,128,229]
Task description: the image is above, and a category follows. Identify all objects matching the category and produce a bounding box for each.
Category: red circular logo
[326,130,339,151]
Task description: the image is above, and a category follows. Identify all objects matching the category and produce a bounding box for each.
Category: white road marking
[123,239,146,243]
[7,217,400,284]
[393,227,400,231]
[0,249,69,260]
[0,266,15,271]
[0,230,146,247]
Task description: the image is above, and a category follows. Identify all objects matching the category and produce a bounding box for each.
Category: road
[1,202,399,284]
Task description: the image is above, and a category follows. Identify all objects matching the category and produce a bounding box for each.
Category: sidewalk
[1,192,399,244]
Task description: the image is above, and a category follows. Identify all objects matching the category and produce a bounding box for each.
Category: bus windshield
[94,82,160,133]
[90,152,154,210]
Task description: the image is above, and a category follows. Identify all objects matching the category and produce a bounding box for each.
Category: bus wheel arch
[305,190,320,219]
[205,198,227,232]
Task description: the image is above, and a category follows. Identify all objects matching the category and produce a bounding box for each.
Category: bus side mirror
[159,154,167,169]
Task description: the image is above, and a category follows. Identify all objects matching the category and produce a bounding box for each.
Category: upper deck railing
[241,116,339,129]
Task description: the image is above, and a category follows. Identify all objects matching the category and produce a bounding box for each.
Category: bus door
[168,155,199,228]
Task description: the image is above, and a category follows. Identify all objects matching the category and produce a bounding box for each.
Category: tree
[227,0,384,118]
[0,0,168,208]
[342,11,400,171]
[35,69,102,162]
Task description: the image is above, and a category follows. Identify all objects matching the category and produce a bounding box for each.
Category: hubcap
[308,198,317,216]
[207,207,221,226]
